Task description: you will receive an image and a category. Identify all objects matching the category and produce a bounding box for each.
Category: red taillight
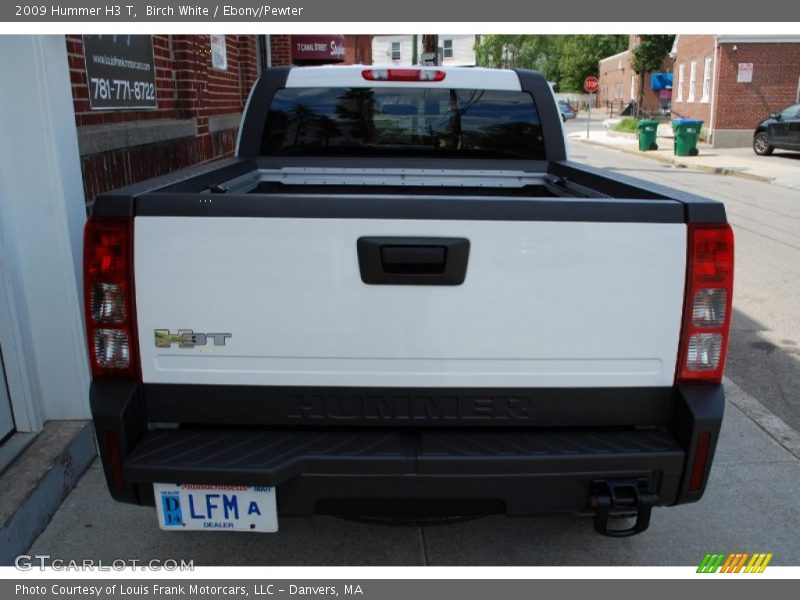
[676,224,734,383]
[688,431,712,492]
[362,68,446,82]
[83,216,140,379]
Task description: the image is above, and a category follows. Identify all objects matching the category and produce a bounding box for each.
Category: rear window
[261,87,545,160]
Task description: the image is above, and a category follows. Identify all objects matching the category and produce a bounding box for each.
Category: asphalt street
[27,135,800,565]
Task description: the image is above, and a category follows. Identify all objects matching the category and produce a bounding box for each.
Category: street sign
[421,52,436,66]
[583,76,600,140]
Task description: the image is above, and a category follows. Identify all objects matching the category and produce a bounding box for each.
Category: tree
[474,35,627,93]
[474,35,562,81]
[631,35,675,110]
[556,36,628,92]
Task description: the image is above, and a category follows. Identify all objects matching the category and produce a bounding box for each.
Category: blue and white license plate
[154,483,278,532]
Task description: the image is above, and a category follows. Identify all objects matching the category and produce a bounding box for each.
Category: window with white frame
[701,57,712,102]
[443,39,453,59]
[688,60,697,102]
[677,63,685,101]
[631,76,636,101]
[391,41,401,61]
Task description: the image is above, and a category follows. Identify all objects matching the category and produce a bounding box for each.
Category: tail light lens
[362,68,446,82]
[676,224,734,383]
[83,216,140,379]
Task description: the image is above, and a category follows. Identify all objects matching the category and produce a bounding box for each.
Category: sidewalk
[568,127,800,190]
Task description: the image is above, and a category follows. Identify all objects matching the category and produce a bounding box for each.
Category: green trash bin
[637,119,659,151]
[672,119,704,156]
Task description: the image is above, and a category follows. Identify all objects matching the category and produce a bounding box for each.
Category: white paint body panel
[284,65,522,91]
[135,217,686,388]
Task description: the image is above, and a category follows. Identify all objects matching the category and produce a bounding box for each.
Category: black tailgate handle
[357,237,470,285]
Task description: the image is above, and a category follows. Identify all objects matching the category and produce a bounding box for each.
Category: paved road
[28,142,800,565]
[563,112,606,137]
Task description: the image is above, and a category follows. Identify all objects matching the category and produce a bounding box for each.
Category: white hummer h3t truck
[84,66,733,537]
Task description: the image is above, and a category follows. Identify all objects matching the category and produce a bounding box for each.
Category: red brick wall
[671,35,715,124]
[598,48,666,115]
[344,35,373,65]
[270,35,292,66]
[714,42,800,131]
[67,34,259,203]
[599,50,633,109]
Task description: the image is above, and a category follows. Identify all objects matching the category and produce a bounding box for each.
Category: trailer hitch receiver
[590,479,658,537]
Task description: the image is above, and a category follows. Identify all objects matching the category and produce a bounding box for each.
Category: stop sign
[584,76,599,93]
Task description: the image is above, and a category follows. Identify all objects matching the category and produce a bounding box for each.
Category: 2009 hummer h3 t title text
[84,66,733,537]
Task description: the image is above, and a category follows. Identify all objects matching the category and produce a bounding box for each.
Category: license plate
[154,483,278,532]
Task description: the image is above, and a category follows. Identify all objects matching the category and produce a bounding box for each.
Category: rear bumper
[90,382,724,518]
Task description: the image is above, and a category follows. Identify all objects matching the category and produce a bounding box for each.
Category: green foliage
[557,36,629,92]
[613,118,639,133]
[474,35,628,92]
[631,35,675,74]
[474,35,563,82]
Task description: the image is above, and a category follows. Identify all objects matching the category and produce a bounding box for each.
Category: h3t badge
[155,329,232,349]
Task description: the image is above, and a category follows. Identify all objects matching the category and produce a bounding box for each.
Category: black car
[753,102,800,155]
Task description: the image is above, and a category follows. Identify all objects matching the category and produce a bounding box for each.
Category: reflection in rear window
[261,87,545,160]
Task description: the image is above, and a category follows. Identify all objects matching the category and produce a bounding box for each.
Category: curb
[573,138,775,185]
[724,377,800,461]
[0,421,96,565]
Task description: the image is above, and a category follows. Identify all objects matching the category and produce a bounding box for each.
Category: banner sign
[292,35,346,62]
[83,35,157,109]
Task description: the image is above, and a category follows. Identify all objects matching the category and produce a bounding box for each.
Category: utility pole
[412,34,418,65]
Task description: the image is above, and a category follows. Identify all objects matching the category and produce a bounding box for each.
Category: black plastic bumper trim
[142,384,675,428]
[90,381,725,514]
[124,428,684,516]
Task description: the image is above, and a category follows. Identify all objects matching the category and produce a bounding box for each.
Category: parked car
[558,99,576,122]
[85,66,732,537]
[753,102,800,155]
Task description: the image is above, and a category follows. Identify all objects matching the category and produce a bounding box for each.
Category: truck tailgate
[134,216,686,388]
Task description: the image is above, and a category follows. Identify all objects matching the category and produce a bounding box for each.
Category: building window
[702,56,712,103]
[688,60,697,102]
[391,41,400,61]
[631,76,636,101]
[615,82,623,99]
[443,39,453,59]
[677,63,685,101]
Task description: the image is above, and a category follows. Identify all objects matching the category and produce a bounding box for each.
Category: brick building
[69,34,260,203]
[598,36,673,116]
[672,35,800,147]
[69,34,373,204]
